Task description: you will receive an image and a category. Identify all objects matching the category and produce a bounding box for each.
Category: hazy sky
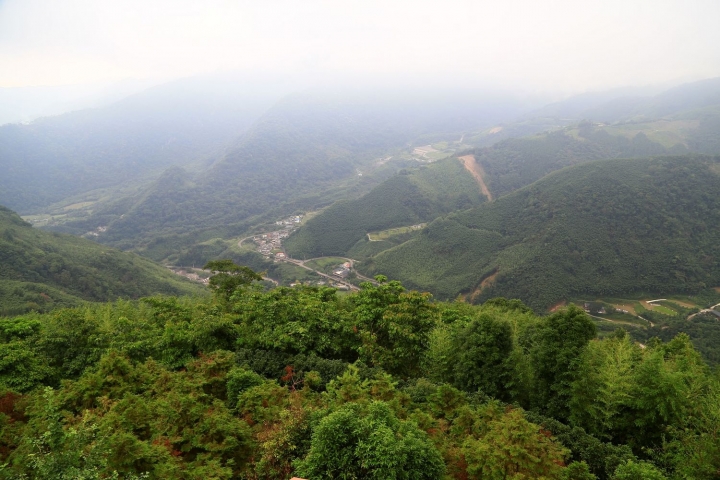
[1,0,720,94]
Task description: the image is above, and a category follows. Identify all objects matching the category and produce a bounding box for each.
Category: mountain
[362,155,720,310]
[284,157,487,259]
[47,89,534,258]
[0,74,286,213]
[0,205,204,316]
[286,116,695,263]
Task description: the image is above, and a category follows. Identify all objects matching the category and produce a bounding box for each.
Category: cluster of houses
[333,262,352,279]
[253,230,291,256]
[248,215,304,256]
[275,215,302,227]
[583,302,607,314]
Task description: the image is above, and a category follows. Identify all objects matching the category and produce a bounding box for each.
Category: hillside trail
[458,155,493,201]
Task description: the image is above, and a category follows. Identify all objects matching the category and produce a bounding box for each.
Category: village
[244,214,361,290]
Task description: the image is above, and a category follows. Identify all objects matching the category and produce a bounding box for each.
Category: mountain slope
[0,74,284,213]
[0,205,205,315]
[284,158,486,259]
[52,89,531,254]
[363,155,720,310]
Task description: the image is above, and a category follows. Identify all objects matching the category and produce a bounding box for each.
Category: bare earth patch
[469,269,499,302]
[458,155,493,201]
[549,301,567,312]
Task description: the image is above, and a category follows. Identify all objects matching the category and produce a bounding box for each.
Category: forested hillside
[0,205,204,315]
[364,155,720,309]
[1,272,716,479]
[283,79,720,274]
[285,158,486,259]
[474,124,672,198]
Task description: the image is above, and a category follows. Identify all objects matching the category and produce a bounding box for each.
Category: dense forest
[0,205,204,316]
[285,158,485,259]
[363,155,720,309]
[1,267,718,479]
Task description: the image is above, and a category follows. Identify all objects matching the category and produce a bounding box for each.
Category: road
[281,257,360,291]
[687,303,720,320]
[238,232,377,290]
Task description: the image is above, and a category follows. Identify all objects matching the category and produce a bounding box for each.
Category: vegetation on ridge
[0,205,204,316]
[364,155,720,310]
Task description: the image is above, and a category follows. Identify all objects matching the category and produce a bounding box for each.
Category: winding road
[237,231,375,290]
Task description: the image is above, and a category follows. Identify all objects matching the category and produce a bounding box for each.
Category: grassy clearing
[368,224,426,241]
[305,257,348,272]
[425,151,451,161]
[274,263,320,284]
[573,293,704,319]
[63,201,95,211]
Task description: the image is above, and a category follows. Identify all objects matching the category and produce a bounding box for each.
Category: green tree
[203,260,262,303]
[611,460,666,480]
[462,408,569,480]
[351,277,436,377]
[294,401,445,480]
[624,334,709,449]
[570,332,640,440]
[527,305,596,420]
[451,313,515,401]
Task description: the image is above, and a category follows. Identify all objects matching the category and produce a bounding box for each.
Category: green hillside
[363,155,720,310]
[284,158,486,259]
[463,78,720,198]
[0,205,205,315]
[474,124,673,198]
[286,86,720,270]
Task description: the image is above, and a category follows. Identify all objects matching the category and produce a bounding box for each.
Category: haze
[1,0,720,122]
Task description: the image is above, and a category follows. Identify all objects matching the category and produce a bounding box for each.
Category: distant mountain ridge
[0,75,286,213]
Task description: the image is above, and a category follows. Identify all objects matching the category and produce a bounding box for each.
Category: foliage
[462,408,568,480]
[294,401,445,480]
[526,305,597,421]
[350,277,436,378]
[0,205,204,316]
[204,260,263,303]
[611,460,667,480]
[0,275,717,478]
[366,155,720,310]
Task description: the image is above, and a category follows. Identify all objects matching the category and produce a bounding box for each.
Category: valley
[3,5,720,479]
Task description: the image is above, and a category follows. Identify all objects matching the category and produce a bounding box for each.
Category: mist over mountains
[4,2,720,477]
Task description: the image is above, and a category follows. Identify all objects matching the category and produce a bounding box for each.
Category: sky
[1,0,720,95]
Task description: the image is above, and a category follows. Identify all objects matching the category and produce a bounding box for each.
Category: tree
[451,313,515,401]
[203,260,262,303]
[294,401,445,480]
[351,277,436,378]
[462,408,569,480]
[570,332,640,440]
[611,460,666,480]
[526,305,596,421]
